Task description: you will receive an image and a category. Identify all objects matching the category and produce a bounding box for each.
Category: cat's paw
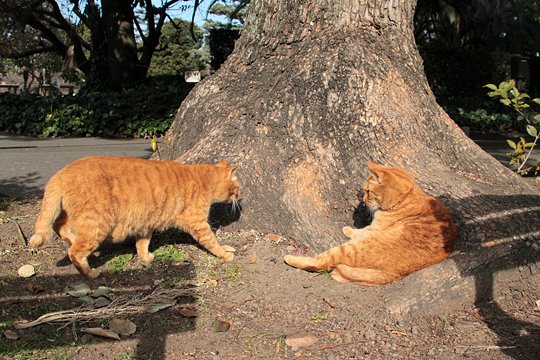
[139,253,154,266]
[342,226,354,238]
[284,255,300,267]
[222,252,234,262]
[86,268,101,279]
[222,245,236,253]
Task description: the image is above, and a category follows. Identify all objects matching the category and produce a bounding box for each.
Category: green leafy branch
[485,80,540,176]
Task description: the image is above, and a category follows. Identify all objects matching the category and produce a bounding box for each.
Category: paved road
[0,131,535,199]
[0,133,152,198]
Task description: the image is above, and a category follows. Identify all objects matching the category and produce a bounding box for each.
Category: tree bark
[160,0,540,313]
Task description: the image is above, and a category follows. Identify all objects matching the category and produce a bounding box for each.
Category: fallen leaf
[78,296,94,304]
[91,286,112,298]
[147,302,175,313]
[153,279,164,286]
[178,308,197,318]
[285,332,318,350]
[81,327,120,340]
[211,319,231,333]
[3,330,18,340]
[18,264,35,278]
[92,296,111,308]
[25,283,44,294]
[268,233,283,242]
[249,252,257,264]
[109,318,137,336]
[66,283,91,297]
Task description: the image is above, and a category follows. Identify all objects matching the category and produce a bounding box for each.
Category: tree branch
[1,46,57,59]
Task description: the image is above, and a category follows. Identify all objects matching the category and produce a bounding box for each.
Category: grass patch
[105,253,133,273]
[153,245,187,263]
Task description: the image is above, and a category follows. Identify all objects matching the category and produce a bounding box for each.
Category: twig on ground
[14,286,195,329]
[13,221,27,247]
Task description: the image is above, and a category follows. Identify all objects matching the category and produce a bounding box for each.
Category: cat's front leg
[342,226,371,240]
[177,217,235,261]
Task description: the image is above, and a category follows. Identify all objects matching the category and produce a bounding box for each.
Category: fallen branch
[14,286,195,329]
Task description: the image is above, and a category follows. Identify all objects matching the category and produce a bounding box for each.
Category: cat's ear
[227,166,238,181]
[367,162,382,183]
[216,159,228,167]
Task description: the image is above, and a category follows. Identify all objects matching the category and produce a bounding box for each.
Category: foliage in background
[204,0,248,29]
[485,80,540,175]
[419,46,521,132]
[0,76,193,138]
[414,0,540,53]
[148,19,209,77]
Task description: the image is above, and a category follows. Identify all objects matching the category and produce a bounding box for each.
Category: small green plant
[153,244,188,263]
[311,310,329,323]
[485,80,540,176]
[105,253,133,273]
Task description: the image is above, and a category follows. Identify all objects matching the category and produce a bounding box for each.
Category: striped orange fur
[30,156,240,278]
[284,162,458,285]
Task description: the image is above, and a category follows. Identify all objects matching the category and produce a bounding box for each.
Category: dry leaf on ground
[178,308,197,317]
[3,330,19,340]
[285,332,318,350]
[17,264,35,278]
[109,318,137,336]
[81,327,121,340]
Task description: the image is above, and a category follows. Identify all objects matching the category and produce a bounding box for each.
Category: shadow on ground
[451,194,540,360]
[0,173,42,202]
[0,260,197,359]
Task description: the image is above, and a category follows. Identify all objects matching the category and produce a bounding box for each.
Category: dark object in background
[209,29,241,71]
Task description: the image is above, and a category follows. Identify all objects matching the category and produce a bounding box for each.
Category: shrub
[0,76,194,138]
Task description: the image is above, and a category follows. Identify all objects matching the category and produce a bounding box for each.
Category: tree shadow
[442,194,539,359]
[0,264,196,360]
[0,173,42,201]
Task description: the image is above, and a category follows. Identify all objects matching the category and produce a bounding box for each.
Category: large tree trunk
[160,0,540,313]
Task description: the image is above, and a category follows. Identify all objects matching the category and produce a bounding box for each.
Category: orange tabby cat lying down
[284,162,458,285]
[30,156,240,278]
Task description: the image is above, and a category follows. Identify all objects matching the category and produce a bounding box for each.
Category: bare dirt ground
[1,197,539,360]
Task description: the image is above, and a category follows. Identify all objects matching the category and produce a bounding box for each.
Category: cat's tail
[29,175,62,248]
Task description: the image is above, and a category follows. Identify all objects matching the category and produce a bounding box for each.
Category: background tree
[148,19,208,77]
[0,0,192,88]
[159,0,540,312]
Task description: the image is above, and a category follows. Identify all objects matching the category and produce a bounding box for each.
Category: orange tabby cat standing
[284,162,458,285]
[30,156,240,278]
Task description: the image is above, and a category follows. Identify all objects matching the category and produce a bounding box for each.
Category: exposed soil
[0,198,539,360]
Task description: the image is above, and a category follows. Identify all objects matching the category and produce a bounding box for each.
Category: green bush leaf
[500,99,512,106]
[484,84,498,91]
[526,125,538,137]
[506,139,517,149]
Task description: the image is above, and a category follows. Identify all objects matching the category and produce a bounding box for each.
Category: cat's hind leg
[135,235,154,265]
[53,211,75,245]
[68,237,101,279]
[331,264,400,285]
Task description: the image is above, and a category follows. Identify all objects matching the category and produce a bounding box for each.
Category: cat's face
[215,160,240,204]
[363,162,414,211]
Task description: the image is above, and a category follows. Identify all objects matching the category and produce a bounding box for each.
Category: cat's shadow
[55,200,243,268]
[352,191,372,229]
